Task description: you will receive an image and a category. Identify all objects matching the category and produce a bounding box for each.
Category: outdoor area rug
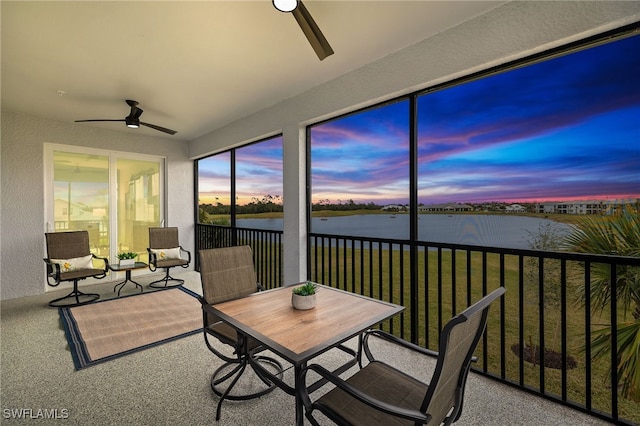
[59,287,202,370]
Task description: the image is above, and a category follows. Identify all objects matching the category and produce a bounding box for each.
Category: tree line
[200,196,384,217]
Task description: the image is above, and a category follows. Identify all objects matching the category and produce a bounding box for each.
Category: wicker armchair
[43,230,109,307]
[146,227,191,288]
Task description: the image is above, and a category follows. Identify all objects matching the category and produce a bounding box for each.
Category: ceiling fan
[273,0,334,60]
[75,99,177,135]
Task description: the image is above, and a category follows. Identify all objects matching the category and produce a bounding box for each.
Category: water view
[236,214,572,250]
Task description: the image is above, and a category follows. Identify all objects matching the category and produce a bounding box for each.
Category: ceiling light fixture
[273,0,298,13]
[125,116,139,129]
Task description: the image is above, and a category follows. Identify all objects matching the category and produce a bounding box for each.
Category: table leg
[113,270,144,296]
[294,363,304,426]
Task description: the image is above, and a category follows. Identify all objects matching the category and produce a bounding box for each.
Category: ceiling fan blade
[76,100,176,135]
[140,122,177,135]
[75,119,125,123]
[292,1,334,60]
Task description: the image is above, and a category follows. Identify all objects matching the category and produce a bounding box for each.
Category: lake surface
[236,214,573,250]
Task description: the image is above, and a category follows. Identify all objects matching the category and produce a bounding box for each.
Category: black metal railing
[196,223,284,289]
[196,223,640,425]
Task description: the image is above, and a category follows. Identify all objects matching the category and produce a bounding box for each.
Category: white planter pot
[119,259,135,267]
[292,293,316,310]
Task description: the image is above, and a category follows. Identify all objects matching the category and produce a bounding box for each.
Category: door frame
[43,143,166,291]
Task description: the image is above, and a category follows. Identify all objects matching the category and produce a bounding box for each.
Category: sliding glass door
[45,145,164,283]
[51,150,110,256]
[115,157,161,260]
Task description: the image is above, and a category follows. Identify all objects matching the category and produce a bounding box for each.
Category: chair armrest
[300,363,431,424]
[91,253,110,273]
[178,246,191,266]
[147,248,158,271]
[363,329,439,363]
[43,258,62,286]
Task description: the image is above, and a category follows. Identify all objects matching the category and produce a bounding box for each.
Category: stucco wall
[0,112,194,300]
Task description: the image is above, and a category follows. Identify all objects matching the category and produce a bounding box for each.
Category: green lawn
[308,245,638,423]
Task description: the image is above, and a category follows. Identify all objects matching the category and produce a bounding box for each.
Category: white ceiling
[1,1,505,141]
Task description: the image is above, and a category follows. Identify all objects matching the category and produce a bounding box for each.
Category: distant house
[535,198,638,215]
[381,204,407,211]
[505,204,526,213]
[419,203,472,212]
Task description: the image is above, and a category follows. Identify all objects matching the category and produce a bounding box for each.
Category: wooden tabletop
[205,284,404,364]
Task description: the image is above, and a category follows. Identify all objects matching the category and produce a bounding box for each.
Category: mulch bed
[511,343,577,370]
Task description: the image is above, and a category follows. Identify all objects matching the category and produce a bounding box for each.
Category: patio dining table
[203,283,404,425]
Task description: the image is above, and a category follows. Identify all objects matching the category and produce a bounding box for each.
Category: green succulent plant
[292,281,317,296]
[117,252,137,260]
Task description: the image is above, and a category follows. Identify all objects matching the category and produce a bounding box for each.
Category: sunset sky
[198,138,284,205]
[200,34,639,206]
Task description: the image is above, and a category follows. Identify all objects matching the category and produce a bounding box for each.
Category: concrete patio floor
[1,271,611,425]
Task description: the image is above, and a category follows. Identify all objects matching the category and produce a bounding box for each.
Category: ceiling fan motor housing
[125,116,139,128]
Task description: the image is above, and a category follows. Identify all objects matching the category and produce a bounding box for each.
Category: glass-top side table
[109,262,147,296]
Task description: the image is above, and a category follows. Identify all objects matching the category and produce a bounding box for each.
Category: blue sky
[200,34,640,206]
[416,34,640,204]
[198,138,283,205]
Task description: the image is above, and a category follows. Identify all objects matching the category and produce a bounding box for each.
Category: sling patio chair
[43,230,109,308]
[147,226,191,288]
[199,245,284,421]
[300,287,506,426]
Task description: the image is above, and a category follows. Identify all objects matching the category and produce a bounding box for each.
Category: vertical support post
[283,124,307,286]
[409,94,419,344]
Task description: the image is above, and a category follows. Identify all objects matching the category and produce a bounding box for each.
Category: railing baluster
[451,249,457,316]
[352,239,357,294]
[482,251,488,373]
[400,243,405,340]
[437,248,443,336]
[584,261,592,411]
[610,264,619,422]
[500,253,506,379]
[561,258,567,401]
[342,237,347,291]
[518,255,525,387]
[466,249,472,307]
[324,237,327,283]
[538,256,545,394]
[368,241,373,297]
[327,238,340,287]
[424,246,430,348]
[388,242,395,333]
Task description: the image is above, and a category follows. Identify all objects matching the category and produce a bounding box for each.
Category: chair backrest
[45,231,91,259]
[148,227,179,249]
[199,245,258,305]
[421,287,505,424]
